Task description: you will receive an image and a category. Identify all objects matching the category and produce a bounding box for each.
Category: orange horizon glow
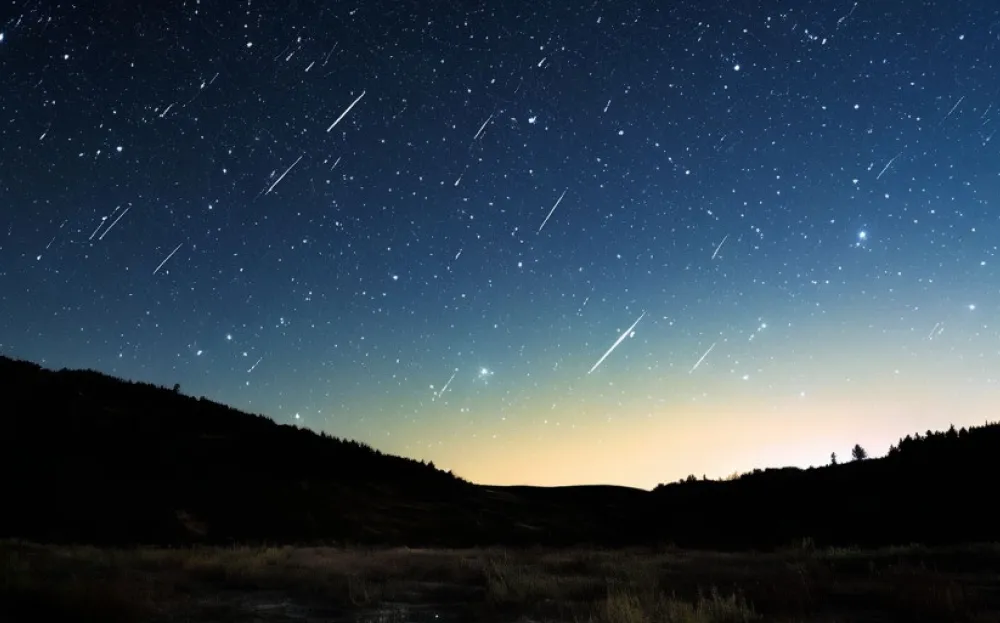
[350,369,1000,490]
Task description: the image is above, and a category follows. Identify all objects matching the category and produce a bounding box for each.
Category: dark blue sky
[2,1,999,487]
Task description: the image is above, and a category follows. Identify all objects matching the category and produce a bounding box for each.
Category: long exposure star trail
[1,1,999,488]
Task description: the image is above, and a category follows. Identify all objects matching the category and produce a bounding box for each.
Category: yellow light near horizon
[410,376,1000,490]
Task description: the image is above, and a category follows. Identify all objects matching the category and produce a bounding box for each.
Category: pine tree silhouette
[851,444,868,461]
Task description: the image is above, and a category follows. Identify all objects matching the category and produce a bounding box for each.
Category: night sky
[3,1,999,489]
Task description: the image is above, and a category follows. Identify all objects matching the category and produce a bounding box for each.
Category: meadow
[4,539,1000,622]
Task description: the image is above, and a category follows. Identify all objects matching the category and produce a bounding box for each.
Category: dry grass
[2,540,999,622]
[595,585,755,623]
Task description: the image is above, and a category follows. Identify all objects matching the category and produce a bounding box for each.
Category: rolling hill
[2,354,998,549]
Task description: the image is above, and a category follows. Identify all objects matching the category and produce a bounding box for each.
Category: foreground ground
[3,540,1000,622]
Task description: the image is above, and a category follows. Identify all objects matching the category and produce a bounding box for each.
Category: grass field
[3,539,1000,622]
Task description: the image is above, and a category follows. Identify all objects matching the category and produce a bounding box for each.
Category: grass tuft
[597,585,756,623]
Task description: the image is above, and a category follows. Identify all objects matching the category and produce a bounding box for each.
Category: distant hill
[2,354,998,549]
[650,420,1000,549]
[0,355,651,547]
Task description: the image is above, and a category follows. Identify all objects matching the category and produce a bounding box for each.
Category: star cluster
[2,1,999,488]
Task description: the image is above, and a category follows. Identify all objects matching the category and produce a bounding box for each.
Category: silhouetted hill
[2,354,999,549]
[0,355,651,547]
[651,422,1000,549]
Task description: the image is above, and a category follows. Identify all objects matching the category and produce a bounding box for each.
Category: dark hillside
[0,355,651,547]
[3,354,999,549]
[651,423,1000,549]
[0,356,475,545]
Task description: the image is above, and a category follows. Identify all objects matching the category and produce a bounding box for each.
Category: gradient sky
[2,1,999,489]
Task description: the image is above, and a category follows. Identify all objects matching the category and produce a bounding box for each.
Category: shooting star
[264,154,304,195]
[537,189,568,233]
[45,220,67,251]
[927,322,944,340]
[98,205,130,241]
[876,152,902,180]
[689,342,717,374]
[152,242,183,275]
[436,370,458,399]
[248,356,263,374]
[322,43,339,67]
[587,311,645,375]
[941,95,964,124]
[89,206,122,241]
[711,234,729,260]
[473,114,493,140]
[88,221,104,240]
[326,90,366,132]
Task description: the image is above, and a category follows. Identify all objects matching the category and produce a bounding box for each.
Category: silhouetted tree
[851,444,868,461]
[898,434,915,453]
[172,383,181,393]
[830,452,838,465]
